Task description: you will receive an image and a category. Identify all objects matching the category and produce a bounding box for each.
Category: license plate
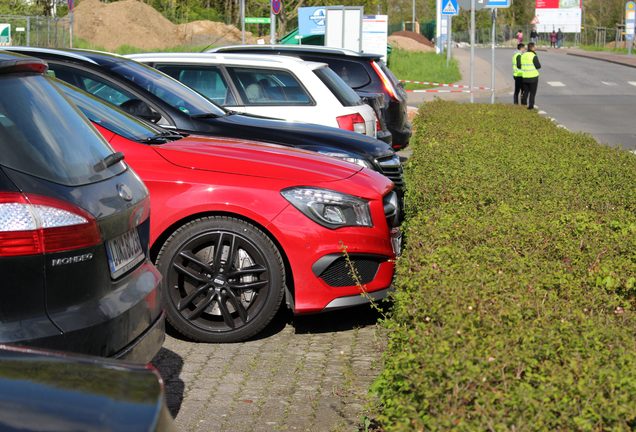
[390,228,403,257]
[106,229,144,278]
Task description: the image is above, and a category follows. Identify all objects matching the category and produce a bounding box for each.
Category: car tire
[155,216,285,343]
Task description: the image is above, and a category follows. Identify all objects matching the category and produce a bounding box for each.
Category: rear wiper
[94,151,125,172]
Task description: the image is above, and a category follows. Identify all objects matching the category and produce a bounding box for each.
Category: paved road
[409,48,636,150]
[152,305,386,432]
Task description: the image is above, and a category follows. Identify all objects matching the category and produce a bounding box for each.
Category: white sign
[361,15,388,62]
[325,7,363,52]
[535,7,581,33]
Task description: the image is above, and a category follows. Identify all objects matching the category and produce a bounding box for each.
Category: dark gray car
[0,51,164,362]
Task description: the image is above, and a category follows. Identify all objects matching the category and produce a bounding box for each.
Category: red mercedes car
[57,79,400,343]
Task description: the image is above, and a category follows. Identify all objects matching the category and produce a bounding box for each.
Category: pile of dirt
[391,31,435,48]
[74,0,254,51]
[177,20,256,47]
[388,35,435,52]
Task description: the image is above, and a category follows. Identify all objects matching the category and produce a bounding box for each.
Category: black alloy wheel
[156,216,285,343]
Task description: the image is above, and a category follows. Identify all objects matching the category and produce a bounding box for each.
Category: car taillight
[336,113,366,134]
[376,117,381,132]
[0,192,101,257]
[370,61,398,102]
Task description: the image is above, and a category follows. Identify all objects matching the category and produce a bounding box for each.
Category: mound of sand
[388,35,435,52]
[391,31,435,47]
[74,0,254,51]
[177,20,256,46]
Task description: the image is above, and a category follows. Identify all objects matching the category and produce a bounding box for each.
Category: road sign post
[270,0,282,44]
[626,1,635,56]
[441,0,457,62]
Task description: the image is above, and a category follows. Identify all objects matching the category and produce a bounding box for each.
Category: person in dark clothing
[517,42,541,109]
[512,43,526,105]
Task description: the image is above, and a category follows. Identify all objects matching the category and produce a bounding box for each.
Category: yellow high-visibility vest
[513,52,523,77]
[521,51,539,79]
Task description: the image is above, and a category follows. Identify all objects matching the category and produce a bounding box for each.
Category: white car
[126,52,378,137]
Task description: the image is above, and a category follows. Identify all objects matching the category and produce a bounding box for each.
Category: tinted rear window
[303,56,371,89]
[313,66,361,107]
[0,74,125,186]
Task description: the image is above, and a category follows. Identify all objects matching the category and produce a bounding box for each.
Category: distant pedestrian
[513,43,526,105]
[518,42,541,110]
[516,30,523,44]
[530,29,538,44]
[557,28,563,48]
[550,30,557,48]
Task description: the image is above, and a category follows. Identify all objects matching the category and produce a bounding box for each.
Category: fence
[0,15,71,48]
[388,20,629,49]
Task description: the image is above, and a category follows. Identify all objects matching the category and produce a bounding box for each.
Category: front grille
[375,154,404,189]
[317,256,381,287]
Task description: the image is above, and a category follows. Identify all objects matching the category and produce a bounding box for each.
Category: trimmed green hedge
[373,101,636,431]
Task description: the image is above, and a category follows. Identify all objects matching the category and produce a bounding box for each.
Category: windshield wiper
[94,151,125,172]
[191,113,222,119]
[140,131,185,144]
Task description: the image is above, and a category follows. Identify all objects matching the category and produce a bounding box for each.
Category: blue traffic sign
[487,0,510,7]
[441,0,459,15]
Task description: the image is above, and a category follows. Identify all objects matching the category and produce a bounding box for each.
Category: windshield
[109,60,227,117]
[54,79,166,143]
[0,74,125,186]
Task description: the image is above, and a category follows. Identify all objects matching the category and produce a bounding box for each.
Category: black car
[0,51,164,362]
[209,45,413,150]
[0,344,176,431]
[4,47,404,192]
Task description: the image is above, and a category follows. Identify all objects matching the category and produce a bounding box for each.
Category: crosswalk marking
[629,81,636,87]
[547,81,566,87]
[601,81,618,86]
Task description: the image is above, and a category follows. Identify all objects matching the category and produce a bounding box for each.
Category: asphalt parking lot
[153,305,387,432]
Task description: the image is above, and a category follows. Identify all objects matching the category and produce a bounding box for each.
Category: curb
[566,52,636,69]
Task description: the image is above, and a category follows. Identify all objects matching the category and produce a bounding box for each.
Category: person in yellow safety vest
[517,42,542,110]
[512,43,526,105]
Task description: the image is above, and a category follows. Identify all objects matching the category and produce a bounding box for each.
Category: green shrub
[373,101,636,431]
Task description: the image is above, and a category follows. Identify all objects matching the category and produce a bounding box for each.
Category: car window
[108,60,227,117]
[313,66,362,107]
[226,67,312,106]
[0,74,125,186]
[54,79,165,143]
[155,65,236,106]
[48,63,142,110]
[302,56,371,89]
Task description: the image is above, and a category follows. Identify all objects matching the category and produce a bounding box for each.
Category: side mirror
[120,99,162,123]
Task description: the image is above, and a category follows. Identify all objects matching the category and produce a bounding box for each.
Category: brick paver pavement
[152,306,387,432]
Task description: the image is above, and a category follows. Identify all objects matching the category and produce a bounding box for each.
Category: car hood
[153,135,363,182]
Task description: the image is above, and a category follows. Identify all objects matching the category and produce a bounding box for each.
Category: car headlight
[317,151,374,169]
[281,187,372,229]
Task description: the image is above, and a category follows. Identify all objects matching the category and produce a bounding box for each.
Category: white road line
[547,81,566,87]
[629,81,636,87]
[602,81,618,86]
[538,110,547,115]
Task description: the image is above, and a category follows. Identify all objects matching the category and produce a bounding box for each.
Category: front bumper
[269,202,398,314]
